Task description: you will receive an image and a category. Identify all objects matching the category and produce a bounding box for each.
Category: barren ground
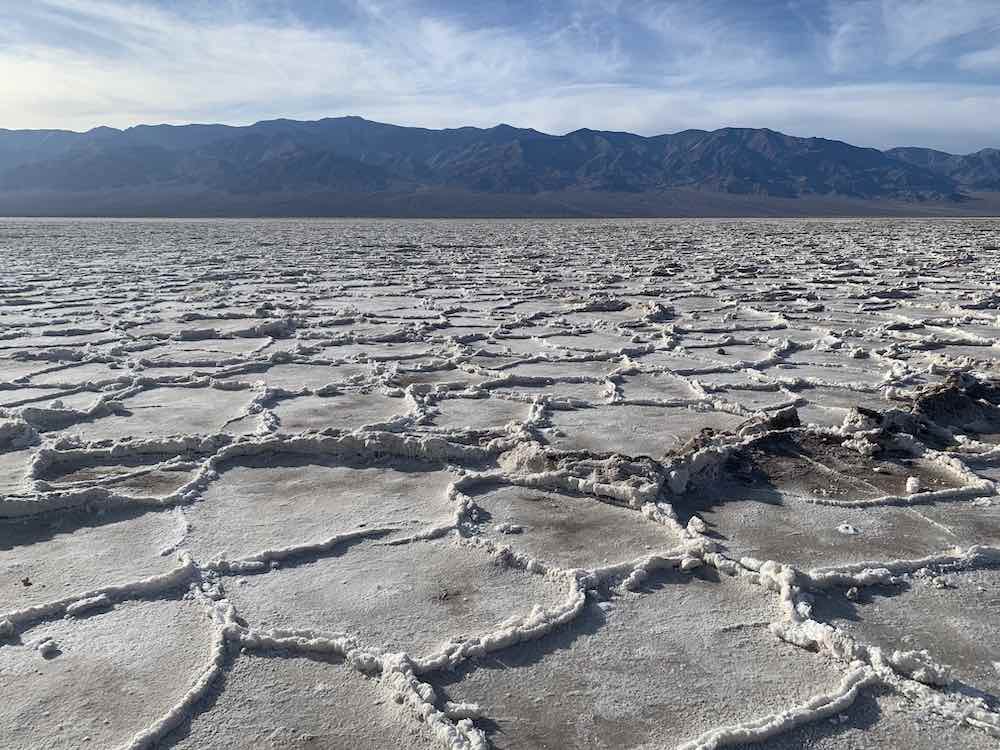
[1,218,999,749]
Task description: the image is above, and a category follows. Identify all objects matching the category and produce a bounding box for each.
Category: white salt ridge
[751,544,1000,738]
[117,595,231,750]
[676,666,879,750]
[3,219,1000,747]
[0,552,196,631]
[64,593,110,617]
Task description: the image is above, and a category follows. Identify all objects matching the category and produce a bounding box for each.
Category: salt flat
[0,217,999,749]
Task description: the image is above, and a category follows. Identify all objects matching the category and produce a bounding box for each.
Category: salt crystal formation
[1,218,999,749]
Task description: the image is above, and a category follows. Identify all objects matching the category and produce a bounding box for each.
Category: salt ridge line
[125,449,1000,745]
[117,590,231,750]
[0,552,197,631]
[745,543,1000,735]
[1,382,992,740]
[674,666,880,750]
[1,439,742,748]
[1,219,999,749]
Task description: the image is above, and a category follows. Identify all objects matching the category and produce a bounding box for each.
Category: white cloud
[825,0,885,74]
[0,0,998,153]
[823,0,1000,72]
[0,0,617,127]
[959,46,1000,72]
[383,82,998,153]
[879,0,1000,66]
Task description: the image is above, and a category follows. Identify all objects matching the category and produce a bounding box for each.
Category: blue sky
[3,0,999,152]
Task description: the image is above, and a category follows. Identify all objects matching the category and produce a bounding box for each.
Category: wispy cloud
[959,46,1000,72]
[1,0,999,152]
[825,1,886,74]
[879,0,1000,66]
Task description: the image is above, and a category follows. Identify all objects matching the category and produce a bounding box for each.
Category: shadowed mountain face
[886,147,1000,191]
[0,116,994,215]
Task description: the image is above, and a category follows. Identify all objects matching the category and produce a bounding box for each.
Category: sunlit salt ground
[1,217,1000,749]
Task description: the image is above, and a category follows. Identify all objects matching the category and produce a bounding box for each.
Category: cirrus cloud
[1,0,999,153]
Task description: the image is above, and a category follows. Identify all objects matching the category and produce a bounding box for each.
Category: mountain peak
[0,116,994,211]
[85,125,122,136]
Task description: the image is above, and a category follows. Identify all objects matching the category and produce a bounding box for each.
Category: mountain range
[0,116,998,217]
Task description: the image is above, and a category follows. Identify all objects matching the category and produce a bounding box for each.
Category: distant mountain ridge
[0,116,998,216]
[885,146,1000,191]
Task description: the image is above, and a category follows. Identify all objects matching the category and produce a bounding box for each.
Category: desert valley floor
[1,217,1000,749]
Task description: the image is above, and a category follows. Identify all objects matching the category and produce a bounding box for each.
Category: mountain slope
[887,147,1000,191]
[0,116,995,216]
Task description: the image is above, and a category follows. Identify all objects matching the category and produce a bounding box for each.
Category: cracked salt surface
[223,537,569,661]
[164,652,442,749]
[0,597,215,749]
[1,217,999,749]
[271,391,411,433]
[185,455,457,564]
[732,687,997,749]
[812,566,1000,697]
[468,484,674,570]
[0,507,179,613]
[429,569,846,750]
